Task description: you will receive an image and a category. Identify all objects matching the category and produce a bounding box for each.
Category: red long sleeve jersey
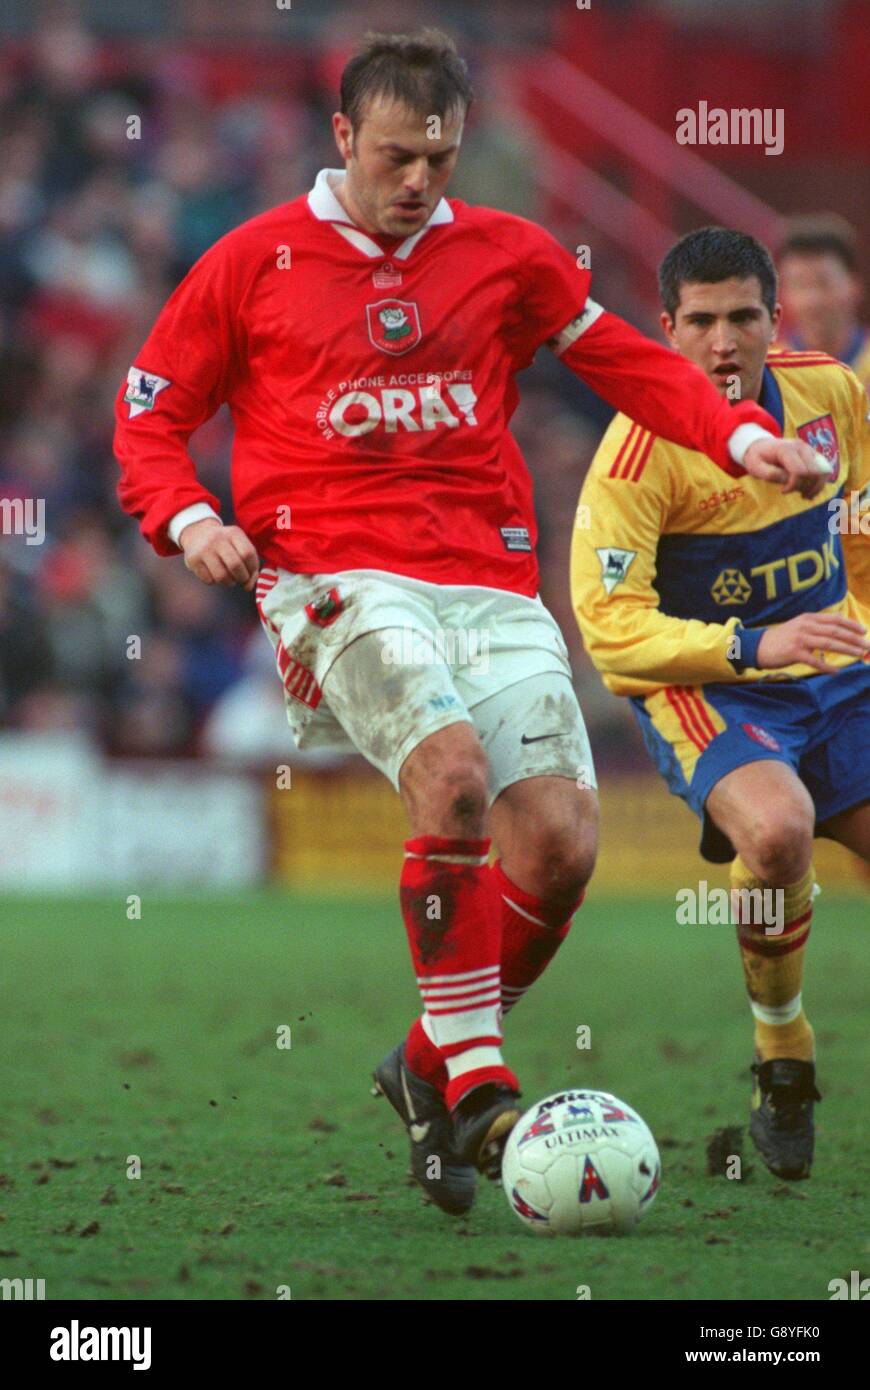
[114,168,779,597]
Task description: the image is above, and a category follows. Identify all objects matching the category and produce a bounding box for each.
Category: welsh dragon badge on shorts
[304,588,344,627]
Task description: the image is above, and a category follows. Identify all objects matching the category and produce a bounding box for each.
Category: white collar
[306,167,453,260]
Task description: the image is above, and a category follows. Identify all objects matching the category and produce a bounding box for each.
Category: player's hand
[178,519,259,592]
[756,612,870,673]
[741,438,830,499]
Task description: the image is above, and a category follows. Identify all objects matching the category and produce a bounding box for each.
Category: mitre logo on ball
[366,299,422,356]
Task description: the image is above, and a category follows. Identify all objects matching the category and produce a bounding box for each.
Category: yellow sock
[730,856,815,1063]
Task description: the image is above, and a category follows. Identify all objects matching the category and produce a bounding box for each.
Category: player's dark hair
[340,28,474,132]
[779,213,859,273]
[658,227,778,320]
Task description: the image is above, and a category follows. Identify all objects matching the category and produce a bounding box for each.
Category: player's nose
[403,158,429,193]
[711,326,737,354]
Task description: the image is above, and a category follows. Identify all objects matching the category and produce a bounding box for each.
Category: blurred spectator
[0,556,53,718]
[777,214,870,391]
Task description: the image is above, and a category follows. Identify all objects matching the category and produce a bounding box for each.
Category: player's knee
[751,810,814,884]
[431,755,490,835]
[448,780,488,831]
[401,723,490,836]
[552,844,596,903]
[528,819,597,901]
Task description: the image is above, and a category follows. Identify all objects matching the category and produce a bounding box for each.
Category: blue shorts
[630,661,870,863]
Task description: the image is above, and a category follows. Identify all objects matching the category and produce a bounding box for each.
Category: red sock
[405,1015,448,1091]
[400,835,517,1110]
[493,860,584,1014]
[404,856,583,1095]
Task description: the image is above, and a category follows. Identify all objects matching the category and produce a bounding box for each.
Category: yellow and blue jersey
[570,349,870,700]
[571,348,870,862]
[784,325,870,395]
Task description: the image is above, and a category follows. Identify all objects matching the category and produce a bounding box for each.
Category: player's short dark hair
[340,28,474,132]
[778,214,859,273]
[658,227,778,319]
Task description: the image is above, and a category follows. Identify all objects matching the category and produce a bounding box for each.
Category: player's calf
[708,766,817,1063]
[493,859,586,1017]
[399,730,518,1112]
[731,857,817,1064]
[491,778,597,1016]
[707,766,823,1178]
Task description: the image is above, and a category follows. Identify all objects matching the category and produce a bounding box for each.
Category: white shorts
[256,566,597,799]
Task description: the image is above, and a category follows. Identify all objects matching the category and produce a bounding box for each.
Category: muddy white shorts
[256,566,596,800]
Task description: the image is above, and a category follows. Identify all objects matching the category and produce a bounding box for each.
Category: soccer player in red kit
[114,30,828,1215]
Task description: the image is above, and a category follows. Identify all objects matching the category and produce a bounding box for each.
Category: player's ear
[660,311,677,347]
[770,302,783,337]
[332,111,353,161]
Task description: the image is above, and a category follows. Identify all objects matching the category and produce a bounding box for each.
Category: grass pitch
[0,890,866,1301]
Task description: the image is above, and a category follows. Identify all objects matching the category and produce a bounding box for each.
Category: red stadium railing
[526,53,785,249]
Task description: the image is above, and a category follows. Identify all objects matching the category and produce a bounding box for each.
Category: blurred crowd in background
[0,4,865,767]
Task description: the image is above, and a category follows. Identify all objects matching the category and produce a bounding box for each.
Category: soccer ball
[501,1089,661,1236]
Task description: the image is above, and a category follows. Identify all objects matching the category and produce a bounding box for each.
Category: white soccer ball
[501,1088,661,1236]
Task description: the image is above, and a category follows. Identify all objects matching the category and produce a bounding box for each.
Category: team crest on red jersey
[797,414,840,482]
[366,299,421,356]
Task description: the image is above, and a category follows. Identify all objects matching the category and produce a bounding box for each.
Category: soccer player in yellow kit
[571,228,870,1180]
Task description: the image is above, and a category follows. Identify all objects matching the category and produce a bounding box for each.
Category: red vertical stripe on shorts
[673,687,714,750]
[684,689,718,743]
[665,686,706,753]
